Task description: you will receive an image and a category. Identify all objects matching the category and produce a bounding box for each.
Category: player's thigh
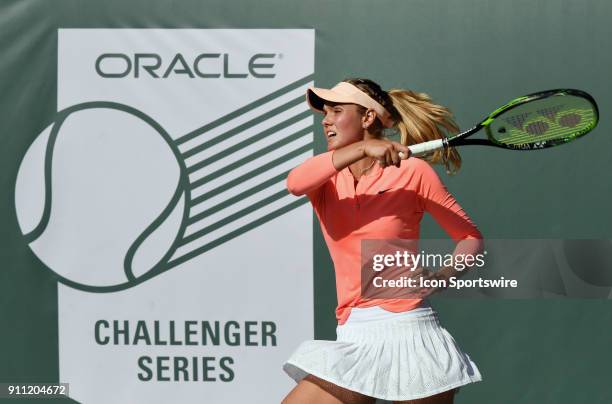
[392,388,457,404]
[282,374,376,404]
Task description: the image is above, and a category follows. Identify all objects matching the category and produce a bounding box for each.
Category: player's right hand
[362,139,410,168]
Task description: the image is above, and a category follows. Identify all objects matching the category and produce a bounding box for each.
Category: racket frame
[448,88,599,150]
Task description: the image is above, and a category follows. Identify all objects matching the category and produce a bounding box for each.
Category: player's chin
[326,139,340,151]
[326,137,355,151]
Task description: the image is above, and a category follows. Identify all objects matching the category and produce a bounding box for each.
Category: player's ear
[362,109,377,129]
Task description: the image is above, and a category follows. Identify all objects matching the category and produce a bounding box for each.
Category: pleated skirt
[283,305,482,401]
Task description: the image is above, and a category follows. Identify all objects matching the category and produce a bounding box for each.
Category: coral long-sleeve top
[287,151,482,325]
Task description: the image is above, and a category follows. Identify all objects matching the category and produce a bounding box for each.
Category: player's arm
[417,161,484,281]
[286,139,409,196]
[331,139,410,170]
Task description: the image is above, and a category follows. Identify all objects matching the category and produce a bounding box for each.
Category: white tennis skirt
[283,303,482,401]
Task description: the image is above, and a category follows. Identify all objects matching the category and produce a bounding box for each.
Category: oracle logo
[95,53,278,79]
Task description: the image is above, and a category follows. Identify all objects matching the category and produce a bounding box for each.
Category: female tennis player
[281,78,484,404]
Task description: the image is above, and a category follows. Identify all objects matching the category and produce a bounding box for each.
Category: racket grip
[403,139,445,157]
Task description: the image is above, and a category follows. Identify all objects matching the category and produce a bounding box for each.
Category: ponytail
[388,89,461,174]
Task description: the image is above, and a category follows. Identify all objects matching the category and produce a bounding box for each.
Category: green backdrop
[1,0,611,403]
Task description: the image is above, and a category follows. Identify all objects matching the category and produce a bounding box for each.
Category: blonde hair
[344,78,462,174]
[388,89,461,174]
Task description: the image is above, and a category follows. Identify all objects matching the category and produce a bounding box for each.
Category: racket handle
[400,139,445,158]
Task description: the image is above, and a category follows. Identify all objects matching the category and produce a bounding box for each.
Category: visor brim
[306,87,357,112]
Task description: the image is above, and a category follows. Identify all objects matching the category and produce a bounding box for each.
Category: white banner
[15,28,314,403]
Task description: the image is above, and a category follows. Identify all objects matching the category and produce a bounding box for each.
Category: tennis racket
[399,89,599,157]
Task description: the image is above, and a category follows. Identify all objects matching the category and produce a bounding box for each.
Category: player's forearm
[437,237,485,281]
[286,141,368,196]
[330,140,367,170]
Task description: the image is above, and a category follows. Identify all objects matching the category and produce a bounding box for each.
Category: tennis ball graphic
[15,102,188,292]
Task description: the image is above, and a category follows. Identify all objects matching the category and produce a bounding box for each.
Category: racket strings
[491,97,596,146]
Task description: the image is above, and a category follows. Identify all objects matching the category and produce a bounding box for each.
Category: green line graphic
[182,95,306,159]
[189,143,312,192]
[167,198,309,269]
[176,74,314,146]
[188,126,313,183]
[187,170,292,224]
[185,110,311,172]
[180,189,292,246]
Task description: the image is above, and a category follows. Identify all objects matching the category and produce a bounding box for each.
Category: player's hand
[408,267,448,298]
[362,139,410,168]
